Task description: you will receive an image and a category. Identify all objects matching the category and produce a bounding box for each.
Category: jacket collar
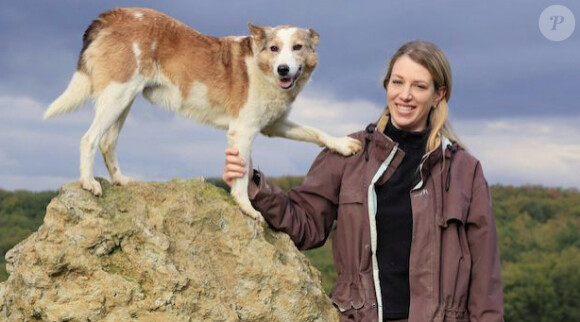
[374,111,460,190]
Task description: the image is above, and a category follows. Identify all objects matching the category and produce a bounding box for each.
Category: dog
[43,7,362,220]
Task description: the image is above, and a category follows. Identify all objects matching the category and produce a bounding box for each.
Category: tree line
[1,181,579,321]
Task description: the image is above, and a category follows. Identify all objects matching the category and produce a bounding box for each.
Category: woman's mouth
[395,103,416,114]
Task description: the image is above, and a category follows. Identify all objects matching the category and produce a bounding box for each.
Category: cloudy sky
[1,0,579,191]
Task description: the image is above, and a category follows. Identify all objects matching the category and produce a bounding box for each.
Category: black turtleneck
[376,119,428,321]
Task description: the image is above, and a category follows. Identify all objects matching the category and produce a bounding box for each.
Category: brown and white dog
[44,8,361,220]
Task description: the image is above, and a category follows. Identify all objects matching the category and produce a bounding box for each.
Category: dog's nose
[277,65,290,77]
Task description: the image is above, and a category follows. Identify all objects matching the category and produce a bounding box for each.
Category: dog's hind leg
[227,123,263,221]
[100,102,133,186]
[80,83,138,196]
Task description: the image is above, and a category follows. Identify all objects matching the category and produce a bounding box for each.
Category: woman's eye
[392,80,403,85]
[293,44,303,51]
[270,45,279,52]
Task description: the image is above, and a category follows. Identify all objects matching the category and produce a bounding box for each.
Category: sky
[1,0,579,191]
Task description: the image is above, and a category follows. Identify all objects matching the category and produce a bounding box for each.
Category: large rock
[0,178,337,321]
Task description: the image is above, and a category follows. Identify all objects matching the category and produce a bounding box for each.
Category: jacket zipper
[367,142,398,322]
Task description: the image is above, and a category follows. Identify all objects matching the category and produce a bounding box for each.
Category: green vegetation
[493,186,580,321]
[0,189,57,281]
[1,182,579,321]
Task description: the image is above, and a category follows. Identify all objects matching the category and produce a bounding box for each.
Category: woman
[223,41,504,322]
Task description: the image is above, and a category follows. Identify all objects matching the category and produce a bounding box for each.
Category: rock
[0,178,338,321]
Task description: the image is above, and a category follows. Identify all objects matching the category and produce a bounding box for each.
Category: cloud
[2,90,578,192]
[0,175,77,192]
[291,92,382,135]
[0,95,82,180]
[0,150,17,169]
[455,116,580,189]
[0,91,381,190]
[0,95,44,122]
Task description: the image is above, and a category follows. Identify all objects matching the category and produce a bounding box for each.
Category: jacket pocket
[339,187,365,205]
[330,274,366,312]
[439,190,469,228]
[337,187,366,224]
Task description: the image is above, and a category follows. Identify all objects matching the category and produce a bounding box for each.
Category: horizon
[1,177,579,193]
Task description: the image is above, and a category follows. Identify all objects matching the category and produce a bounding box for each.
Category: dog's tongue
[279,77,293,89]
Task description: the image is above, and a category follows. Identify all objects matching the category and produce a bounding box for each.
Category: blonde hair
[382,41,463,152]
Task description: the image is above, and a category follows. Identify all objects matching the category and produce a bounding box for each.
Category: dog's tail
[44,15,104,120]
[43,71,92,120]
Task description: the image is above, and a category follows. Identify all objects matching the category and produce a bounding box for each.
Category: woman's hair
[382,41,463,152]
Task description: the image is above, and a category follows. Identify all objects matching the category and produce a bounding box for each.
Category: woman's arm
[223,147,343,250]
[466,162,504,321]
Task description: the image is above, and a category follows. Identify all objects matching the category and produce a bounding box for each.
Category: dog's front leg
[227,124,263,221]
[262,118,362,156]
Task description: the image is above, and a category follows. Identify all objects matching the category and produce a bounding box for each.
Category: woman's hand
[222,147,248,187]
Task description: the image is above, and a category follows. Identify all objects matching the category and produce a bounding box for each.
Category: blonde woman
[223,41,504,322]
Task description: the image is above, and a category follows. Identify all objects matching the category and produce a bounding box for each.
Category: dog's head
[248,23,319,91]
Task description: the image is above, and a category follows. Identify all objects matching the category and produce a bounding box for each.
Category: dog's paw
[239,204,264,222]
[244,208,265,222]
[80,177,103,196]
[113,175,134,186]
[329,136,362,156]
[235,199,265,222]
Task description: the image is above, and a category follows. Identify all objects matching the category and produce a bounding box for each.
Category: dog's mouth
[278,66,302,90]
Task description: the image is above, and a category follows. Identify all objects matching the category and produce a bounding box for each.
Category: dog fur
[44,8,362,220]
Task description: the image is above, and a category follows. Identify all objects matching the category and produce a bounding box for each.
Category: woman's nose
[401,85,412,100]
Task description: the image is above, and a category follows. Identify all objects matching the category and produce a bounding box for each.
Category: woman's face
[386,55,446,132]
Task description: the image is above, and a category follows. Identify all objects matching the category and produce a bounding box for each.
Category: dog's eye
[270,45,279,52]
[293,44,303,51]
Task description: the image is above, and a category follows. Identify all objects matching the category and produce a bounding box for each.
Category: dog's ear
[248,23,267,49]
[309,28,320,48]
